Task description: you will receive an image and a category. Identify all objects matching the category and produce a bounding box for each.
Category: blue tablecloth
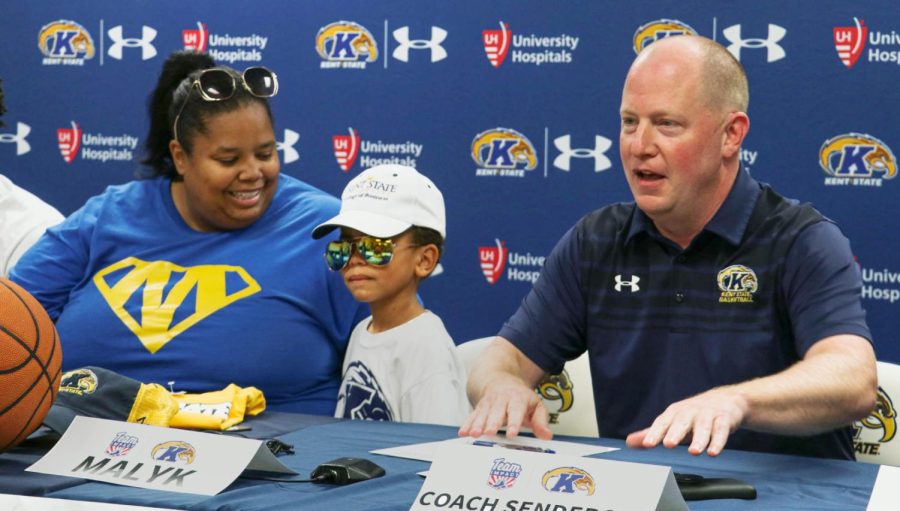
[0,414,880,510]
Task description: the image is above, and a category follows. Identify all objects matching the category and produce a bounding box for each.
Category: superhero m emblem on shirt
[93,257,261,354]
[717,264,758,303]
[337,360,393,421]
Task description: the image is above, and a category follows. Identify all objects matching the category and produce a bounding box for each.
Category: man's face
[619,48,731,231]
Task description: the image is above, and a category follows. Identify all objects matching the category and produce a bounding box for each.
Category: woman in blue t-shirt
[11,51,366,415]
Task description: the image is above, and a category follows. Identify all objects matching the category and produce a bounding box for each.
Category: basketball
[0,277,62,452]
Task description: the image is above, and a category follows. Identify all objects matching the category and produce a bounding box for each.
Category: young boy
[312,164,469,426]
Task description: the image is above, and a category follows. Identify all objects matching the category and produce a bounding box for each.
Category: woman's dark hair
[140,51,274,179]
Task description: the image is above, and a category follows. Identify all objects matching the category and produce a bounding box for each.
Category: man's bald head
[630,35,749,115]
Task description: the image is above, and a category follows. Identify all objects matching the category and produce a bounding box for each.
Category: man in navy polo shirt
[460,35,877,460]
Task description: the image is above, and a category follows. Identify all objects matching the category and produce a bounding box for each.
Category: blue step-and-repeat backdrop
[2,1,899,358]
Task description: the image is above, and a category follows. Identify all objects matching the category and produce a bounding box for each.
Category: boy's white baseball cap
[312,164,446,240]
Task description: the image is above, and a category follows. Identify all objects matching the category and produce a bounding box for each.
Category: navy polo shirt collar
[625,168,761,247]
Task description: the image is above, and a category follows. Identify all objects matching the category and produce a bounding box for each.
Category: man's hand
[625,386,748,456]
[459,374,553,440]
[458,337,552,440]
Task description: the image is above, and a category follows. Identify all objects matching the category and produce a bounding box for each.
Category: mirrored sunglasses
[173,66,278,143]
[324,236,419,271]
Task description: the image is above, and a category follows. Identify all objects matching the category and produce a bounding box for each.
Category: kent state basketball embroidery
[93,257,261,354]
[717,265,758,303]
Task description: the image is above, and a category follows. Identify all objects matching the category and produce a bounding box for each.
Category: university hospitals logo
[632,19,697,53]
[182,21,267,63]
[0,122,31,156]
[833,18,900,68]
[56,121,138,164]
[820,133,897,187]
[152,441,196,465]
[479,239,508,284]
[59,368,99,396]
[487,458,522,490]
[92,257,261,354]
[332,127,423,172]
[337,361,394,421]
[854,387,897,457]
[182,21,209,52]
[481,21,579,67]
[717,265,758,303]
[57,121,82,164]
[316,21,378,69]
[483,22,512,67]
[834,18,868,68]
[38,20,95,65]
[479,239,544,285]
[541,467,595,495]
[106,432,138,457]
[472,128,538,177]
[333,128,360,171]
[859,261,900,304]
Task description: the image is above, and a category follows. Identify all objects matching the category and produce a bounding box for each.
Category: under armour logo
[108,25,157,61]
[614,274,640,292]
[0,122,31,156]
[553,134,612,172]
[722,24,786,63]
[392,26,448,62]
[277,129,300,164]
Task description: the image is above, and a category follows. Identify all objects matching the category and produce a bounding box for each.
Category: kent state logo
[538,370,574,425]
[59,368,99,396]
[854,386,896,456]
[106,432,139,457]
[856,387,897,442]
[152,441,196,465]
[333,128,360,171]
[632,19,698,53]
[487,457,523,490]
[316,21,378,69]
[834,18,868,68]
[483,21,512,67]
[479,239,508,285]
[717,265,758,303]
[820,133,897,186]
[541,467,595,496]
[472,128,538,178]
[182,21,209,52]
[38,20,95,64]
[92,257,261,354]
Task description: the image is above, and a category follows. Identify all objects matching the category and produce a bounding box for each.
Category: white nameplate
[867,465,900,510]
[27,416,295,496]
[411,443,688,511]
